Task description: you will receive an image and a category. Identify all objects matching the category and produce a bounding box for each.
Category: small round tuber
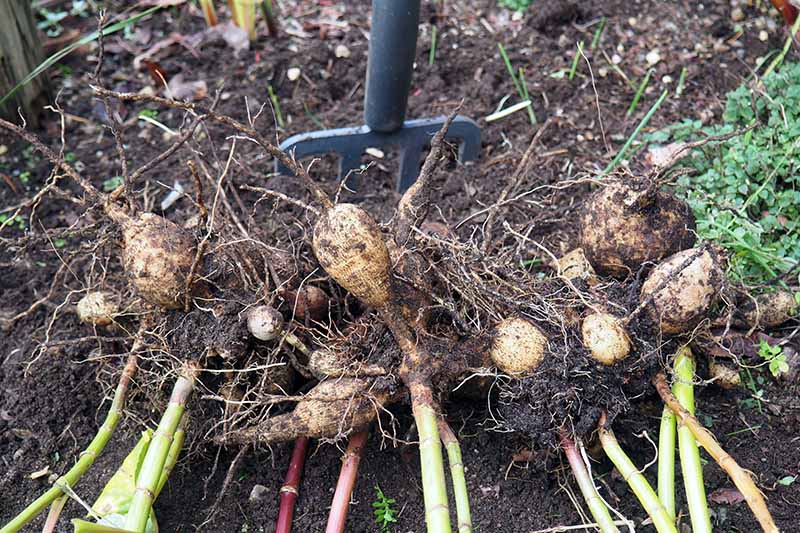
[283,285,329,322]
[247,305,285,341]
[579,181,695,277]
[76,291,118,326]
[742,290,798,329]
[708,360,741,389]
[121,213,196,309]
[490,317,548,376]
[312,204,392,308]
[581,313,631,365]
[640,247,723,334]
[556,248,597,284]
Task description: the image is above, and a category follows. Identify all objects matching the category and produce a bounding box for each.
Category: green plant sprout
[627,68,653,117]
[758,339,789,377]
[429,26,438,66]
[498,0,533,11]
[267,84,285,128]
[497,43,537,125]
[591,17,607,50]
[372,485,399,532]
[568,41,584,81]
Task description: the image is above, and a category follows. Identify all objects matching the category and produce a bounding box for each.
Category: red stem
[276,437,310,533]
[325,431,369,533]
[559,430,585,478]
[771,0,799,27]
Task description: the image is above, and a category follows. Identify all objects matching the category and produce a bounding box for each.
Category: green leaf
[778,475,797,486]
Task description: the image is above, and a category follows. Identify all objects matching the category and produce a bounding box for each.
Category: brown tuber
[282,285,329,322]
[490,317,548,376]
[579,181,695,277]
[76,291,119,326]
[312,204,391,309]
[640,247,723,334]
[120,213,197,309]
[219,377,395,445]
[581,313,630,365]
[742,290,798,329]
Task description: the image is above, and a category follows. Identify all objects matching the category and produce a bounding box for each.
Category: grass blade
[1,7,161,108]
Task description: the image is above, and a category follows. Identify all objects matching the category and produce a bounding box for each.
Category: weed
[738,368,765,413]
[102,176,124,193]
[778,475,797,486]
[627,68,653,117]
[758,339,789,378]
[267,85,285,128]
[429,26,438,66]
[138,109,159,119]
[568,41,584,81]
[498,0,533,10]
[373,484,398,532]
[646,62,800,283]
[0,214,26,231]
[590,17,607,50]
[497,43,537,125]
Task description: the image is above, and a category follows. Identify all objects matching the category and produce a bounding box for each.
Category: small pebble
[611,54,622,64]
[334,44,351,58]
[759,30,769,42]
[662,75,673,84]
[645,49,661,66]
[287,67,301,81]
[249,484,269,501]
[628,17,637,27]
[731,7,745,22]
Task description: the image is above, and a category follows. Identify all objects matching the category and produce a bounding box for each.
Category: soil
[2,0,800,532]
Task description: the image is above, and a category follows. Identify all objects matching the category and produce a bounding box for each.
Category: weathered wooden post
[0,1,47,125]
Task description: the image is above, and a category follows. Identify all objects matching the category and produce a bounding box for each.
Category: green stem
[0,353,139,533]
[673,347,712,533]
[560,431,619,533]
[602,89,668,175]
[438,420,472,533]
[155,423,185,498]
[414,403,452,533]
[124,364,198,532]
[657,406,676,519]
[598,415,677,533]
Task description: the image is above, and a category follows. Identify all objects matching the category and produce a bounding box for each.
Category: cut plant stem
[654,372,779,533]
[277,437,310,533]
[672,347,712,533]
[602,89,668,175]
[439,420,472,533]
[0,352,139,533]
[559,431,619,533]
[627,69,653,117]
[124,362,200,532]
[325,432,369,533]
[199,0,218,26]
[657,405,676,518]
[155,422,186,498]
[597,413,677,533]
[414,402,452,533]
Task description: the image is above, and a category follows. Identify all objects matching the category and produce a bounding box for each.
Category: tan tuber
[581,313,631,365]
[490,317,548,376]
